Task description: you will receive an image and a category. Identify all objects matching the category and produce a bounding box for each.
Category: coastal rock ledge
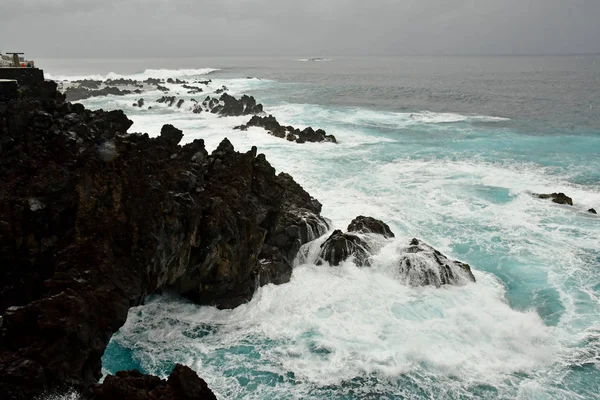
[0,72,329,399]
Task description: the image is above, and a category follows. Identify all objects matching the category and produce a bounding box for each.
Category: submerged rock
[89,364,216,400]
[397,239,476,287]
[347,216,394,238]
[536,192,573,206]
[0,74,329,398]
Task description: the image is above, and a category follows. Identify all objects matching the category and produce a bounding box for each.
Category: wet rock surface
[397,239,476,287]
[318,230,372,267]
[88,364,217,400]
[0,75,328,399]
[234,115,337,144]
[318,216,392,266]
[347,215,394,238]
[535,192,574,205]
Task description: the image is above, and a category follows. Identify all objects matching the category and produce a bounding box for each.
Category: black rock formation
[347,216,394,238]
[157,96,177,107]
[0,71,328,399]
[235,115,337,144]
[318,229,372,267]
[64,86,133,101]
[589,208,597,214]
[535,192,573,206]
[397,239,476,287]
[89,364,217,400]
[132,98,144,107]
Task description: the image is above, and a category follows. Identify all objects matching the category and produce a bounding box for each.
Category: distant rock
[144,78,163,85]
[73,79,102,89]
[132,98,144,107]
[215,85,228,94]
[202,93,264,116]
[177,99,185,108]
[589,208,597,214]
[157,96,177,107]
[156,84,169,92]
[397,239,476,287]
[235,115,337,144]
[105,78,143,88]
[535,192,573,206]
[64,86,132,101]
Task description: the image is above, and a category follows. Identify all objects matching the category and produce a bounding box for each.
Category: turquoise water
[46,57,600,399]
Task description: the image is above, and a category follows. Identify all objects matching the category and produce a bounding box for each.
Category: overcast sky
[1,0,599,57]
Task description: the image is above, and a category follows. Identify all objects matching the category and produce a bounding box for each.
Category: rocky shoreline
[58,77,337,145]
[0,71,484,399]
[0,72,329,399]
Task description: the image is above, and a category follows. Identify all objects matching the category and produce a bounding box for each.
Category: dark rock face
[157,84,170,92]
[397,239,476,287]
[160,124,184,145]
[536,192,574,206]
[177,99,185,108]
[64,86,133,101]
[348,216,394,238]
[211,93,263,116]
[234,115,337,144]
[318,230,371,267]
[132,98,144,107]
[183,84,203,94]
[89,364,217,400]
[589,208,597,214]
[0,75,328,399]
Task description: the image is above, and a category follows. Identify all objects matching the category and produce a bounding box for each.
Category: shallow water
[43,56,600,399]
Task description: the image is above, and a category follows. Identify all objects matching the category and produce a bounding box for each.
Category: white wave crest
[46,68,219,82]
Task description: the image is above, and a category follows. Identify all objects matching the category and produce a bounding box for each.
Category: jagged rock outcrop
[317,230,371,267]
[88,364,216,400]
[317,216,393,267]
[397,239,476,287]
[157,95,177,107]
[64,86,133,101]
[234,115,337,144]
[535,192,573,205]
[0,74,328,399]
[347,216,394,238]
[105,78,143,88]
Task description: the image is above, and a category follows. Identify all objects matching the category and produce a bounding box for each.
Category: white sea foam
[46,68,219,82]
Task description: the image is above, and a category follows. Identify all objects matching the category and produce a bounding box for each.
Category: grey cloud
[0,0,598,57]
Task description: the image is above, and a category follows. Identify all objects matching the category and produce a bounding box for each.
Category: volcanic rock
[89,364,217,400]
[235,115,337,144]
[397,239,476,287]
[348,216,394,238]
[0,72,329,399]
[536,192,573,205]
[318,230,371,267]
[64,86,133,101]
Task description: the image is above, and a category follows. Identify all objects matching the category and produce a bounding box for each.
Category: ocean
[42,56,600,399]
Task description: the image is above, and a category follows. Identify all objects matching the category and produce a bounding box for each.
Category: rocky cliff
[0,74,328,399]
